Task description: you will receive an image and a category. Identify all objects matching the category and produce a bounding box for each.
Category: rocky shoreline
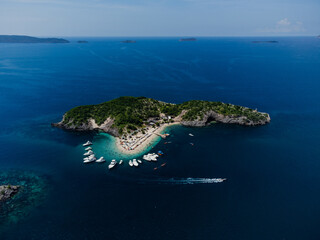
[181,110,271,127]
[0,185,20,202]
[52,109,270,134]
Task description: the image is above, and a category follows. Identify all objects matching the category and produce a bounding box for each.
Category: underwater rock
[0,185,19,202]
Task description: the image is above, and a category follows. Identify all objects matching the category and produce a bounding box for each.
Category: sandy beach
[115,122,180,156]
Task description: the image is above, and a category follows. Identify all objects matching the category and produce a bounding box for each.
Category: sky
[0,0,319,37]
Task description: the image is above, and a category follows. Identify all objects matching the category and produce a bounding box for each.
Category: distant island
[0,35,69,43]
[52,97,270,154]
[121,40,136,43]
[179,38,197,42]
[77,40,88,43]
[252,41,278,43]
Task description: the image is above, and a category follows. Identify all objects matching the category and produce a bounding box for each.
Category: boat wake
[138,177,227,185]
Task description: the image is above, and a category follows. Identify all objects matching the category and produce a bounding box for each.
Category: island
[121,40,136,43]
[0,35,69,43]
[0,185,19,202]
[52,96,270,154]
[179,38,197,41]
[252,41,278,43]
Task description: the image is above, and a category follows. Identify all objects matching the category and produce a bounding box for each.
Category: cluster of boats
[128,159,142,167]
[82,141,123,168]
[142,153,160,161]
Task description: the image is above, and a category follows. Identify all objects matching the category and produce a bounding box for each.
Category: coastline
[114,122,180,156]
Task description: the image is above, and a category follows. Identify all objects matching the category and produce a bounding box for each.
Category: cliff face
[52,117,120,137]
[181,110,270,127]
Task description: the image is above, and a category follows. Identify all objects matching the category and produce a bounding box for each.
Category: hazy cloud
[259,18,305,33]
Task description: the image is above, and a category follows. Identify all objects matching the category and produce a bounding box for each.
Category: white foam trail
[138,177,227,185]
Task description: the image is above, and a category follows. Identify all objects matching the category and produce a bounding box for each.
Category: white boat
[85,147,92,151]
[119,160,123,165]
[189,133,194,137]
[150,154,158,161]
[137,160,142,164]
[83,156,95,163]
[84,150,93,156]
[212,178,227,183]
[108,159,117,169]
[129,160,133,167]
[143,155,152,161]
[83,141,92,147]
[96,157,105,163]
[132,159,139,167]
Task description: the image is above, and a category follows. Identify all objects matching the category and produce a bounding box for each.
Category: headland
[0,35,69,43]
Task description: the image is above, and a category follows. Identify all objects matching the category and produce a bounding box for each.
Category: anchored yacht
[129,160,133,167]
[108,159,117,169]
[83,156,96,163]
[132,159,139,167]
[84,150,93,156]
[83,141,92,147]
[96,157,105,163]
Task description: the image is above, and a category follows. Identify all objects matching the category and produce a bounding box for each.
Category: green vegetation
[179,100,269,122]
[62,96,268,133]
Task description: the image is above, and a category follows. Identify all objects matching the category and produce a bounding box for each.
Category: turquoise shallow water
[0,37,320,239]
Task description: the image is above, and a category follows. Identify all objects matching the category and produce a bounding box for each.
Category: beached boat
[83,141,92,147]
[129,160,133,167]
[132,159,139,167]
[85,147,92,151]
[119,160,123,165]
[108,159,117,169]
[96,157,105,163]
[137,160,142,164]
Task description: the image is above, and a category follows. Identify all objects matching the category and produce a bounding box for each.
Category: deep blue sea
[0,37,320,240]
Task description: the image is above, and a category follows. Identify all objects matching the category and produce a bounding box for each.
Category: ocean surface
[0,37,320,239]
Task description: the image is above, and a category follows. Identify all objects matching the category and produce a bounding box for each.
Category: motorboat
[132,159,139,167]
[143,155,152,161]
[96,157,105,163]
[189,133,194,137]
[85,147,92,151]
[84,150,93,156]
[161,163,166,167]
[108,159,117,169]
[129,160,133,167]
[137,160,142,164]
[119,160,123,165]
[150,154,158,161]
[83,156,95,163]
[83,141,92,147]
[212,178,227,183]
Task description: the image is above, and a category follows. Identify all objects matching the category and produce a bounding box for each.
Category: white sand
[115,122,180,156]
